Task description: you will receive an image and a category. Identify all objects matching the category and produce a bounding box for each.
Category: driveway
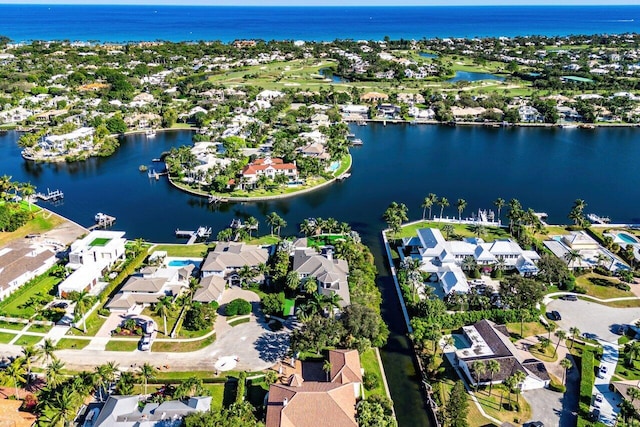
[593,342,622,425]
[546,299,640,342]
[525,354,580,427]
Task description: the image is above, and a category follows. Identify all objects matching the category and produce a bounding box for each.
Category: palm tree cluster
[383,201,408,237]
[0,175,38,232]
[505,198,545,240]
[299,217,351,237]
[0,175,37,205]
[266,212,287,237]
[568,198,588,228]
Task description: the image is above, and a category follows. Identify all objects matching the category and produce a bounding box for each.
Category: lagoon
[2,124,640,426]
[447,70,505,82]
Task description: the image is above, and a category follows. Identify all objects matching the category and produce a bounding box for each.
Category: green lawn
[0,320,28,331]
[28,323,53,333]
[506,321,554,340]
[244,235,280,245]
[360,348,387,398]
[333,154,352,177]
[0,209,65,247]
[55,338,90,350]
[13,334,42,346]
[203,384,225,411]
[66,310,107,337]
[152,244,210,257]
[0,332,16,343]
[228,318,250,327]
[0,274,61,318]
[105,340,140,351]
[393,220,511,241]
[151,334,216,352]
[528,343,559,363]
[575,273,633,299]
[472,386,532,425]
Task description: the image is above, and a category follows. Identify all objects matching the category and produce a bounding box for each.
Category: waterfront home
[297,142,330,161]
[200,242,269,285]
[0,107,32,124]
[453,320,550,391]
[556,105,583,122]
[408,106,435,120]
[39,127,95,152]
[57,230,126,297]
[106,264,195,313]
[238,157,299,190]
[518,105,544,123]
[192,274,227,303]
[0,242,57,301]
[93,395,211,427]
[292,247,350,308]
[266,349,362,427]
[359,92,389,103]
[543,231,629,271]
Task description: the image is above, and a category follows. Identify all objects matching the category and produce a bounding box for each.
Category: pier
[148,169,168,180]
[35,188,64,202]
[175,226,212,245]
[208,195,229,204]
[90,212,116,230]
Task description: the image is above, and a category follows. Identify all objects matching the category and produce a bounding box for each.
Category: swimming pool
[452,334,471,349]
[328,161,340,172]
[618,233,640,244]
[168,259,201,267]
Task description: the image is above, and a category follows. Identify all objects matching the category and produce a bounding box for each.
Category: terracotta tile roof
[0,397,36,427]
[265,382,357,427]
[329,350,362,384]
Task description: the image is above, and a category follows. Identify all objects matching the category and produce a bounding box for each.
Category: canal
[2,123,640,426]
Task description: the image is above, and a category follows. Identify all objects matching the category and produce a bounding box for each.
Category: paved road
[547,299,640,342]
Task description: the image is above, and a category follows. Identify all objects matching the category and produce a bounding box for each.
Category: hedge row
[577,348,602,426]
[411,308,538,334]
[99,248,149,303]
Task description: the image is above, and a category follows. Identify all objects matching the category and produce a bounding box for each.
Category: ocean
[0,5,639,43]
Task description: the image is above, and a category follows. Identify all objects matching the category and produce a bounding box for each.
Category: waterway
[2,124,640,426]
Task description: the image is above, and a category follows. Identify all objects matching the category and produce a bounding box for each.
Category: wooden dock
[175,226,212,245]
[208,195,229,204]
[89,213,116,230]
[35,188,64,202]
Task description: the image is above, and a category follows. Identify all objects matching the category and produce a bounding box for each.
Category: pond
[447,70,505,82]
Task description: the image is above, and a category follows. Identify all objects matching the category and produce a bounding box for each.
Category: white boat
[95,212,106,223]
[350,138,363,146]
[145,129,156,137]
[559,123,578,129]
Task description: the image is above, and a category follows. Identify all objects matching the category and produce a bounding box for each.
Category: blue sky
[0,0,636,5]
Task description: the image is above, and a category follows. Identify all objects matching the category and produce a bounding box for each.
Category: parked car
[547,310,562,321]
[614,325,626,335]
[52,302,69,309]
[144,320,155,335]
[140,335,152,351]
[598,365,608,378]
[561,294,578,301]
[595,393,603,404]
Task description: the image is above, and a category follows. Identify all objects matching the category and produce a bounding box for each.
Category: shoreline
[348,118,640,128]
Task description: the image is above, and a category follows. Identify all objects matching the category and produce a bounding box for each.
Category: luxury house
[92,395,211,427]
[0,241,57,301]
[453,320,550,391]
[58,231,126,297]
[543,230,629,271]
[200,242,269,286]
[265,349,363,427]
[238,157,299,190]
[292,247,350,308]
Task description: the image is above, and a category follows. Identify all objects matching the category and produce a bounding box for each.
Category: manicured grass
[0,209,64,247]
[55,338,90,350]
[0,274,60,318]
[142,307,179,338]
[244,235,280,245]
[394,220,511,242]
[170,123,195,129]
[151,334,216,352]
[152,244,210,258]
[0,320,28,331]
[28,323,52,333]
[472,386,532,425]
[528,344,559,363]
[13,334,42,346]
[506,321,553,340]
[360,348,386,398]
[203,384,225,411]
[439,379,498,427]
[155,371,218,380]
[0,332,17,343]
[66,310,107,337]
[585,298,640,308]
[105,340,140,352]
[575,273,633,299]
[534,225,570,241]
[228,317,250,327]
[333,154,352,177]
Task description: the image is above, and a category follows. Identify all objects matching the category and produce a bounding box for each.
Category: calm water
[447,70,505,82]
[1,5,640,42]
[3,124,640,426]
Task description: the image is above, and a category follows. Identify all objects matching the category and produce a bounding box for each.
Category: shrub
[617,282,631,291]
[362,372,379,390]
[98,308,110,317]
[261,293,284,316]
[549,380,566,393]
[226,298,252,316]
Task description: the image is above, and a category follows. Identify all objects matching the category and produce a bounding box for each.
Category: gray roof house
[93,395,211,427]
[200,242,269,283]
[192,274,227,303]
[292,248,350,307]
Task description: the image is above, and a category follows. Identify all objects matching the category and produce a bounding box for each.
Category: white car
[595,393,603,403]
[140,335,152,351]
[598,366,608,378]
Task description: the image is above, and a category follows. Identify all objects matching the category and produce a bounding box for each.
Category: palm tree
[322,360,332,381]
[245,216,258,238]
[471,361,486,390]
[21,345,43,383]
[139,363,157,395]
[560,358,572,385]
[43,387,77,427]
[285,271,301,292]
[494,198,505,221]
[155,296,173,336]
[4,358,26,399]
[472,224,487,238]
[116,371,136,395]
[299,219,315,237]
[266,212,281,236]
[456,198,467,220]
[627,386,640,403]
[41,338,57,365]
[626,342,640,367]
[323,293,342,318]
[302,277,318,295]
[95,361,119,401]
[538,336,551,352]
[71,290,92,333]
[442,224,454,239]
[487,360,500,396]
[46,357,66,388]
[564,249,584,268]
[437,197,449,219]
[554,330,567,356]
[544,323,554,339]
[569,326,580,349]
[421,194,435,220]
[512,370,526,404]
[21,182,36,211]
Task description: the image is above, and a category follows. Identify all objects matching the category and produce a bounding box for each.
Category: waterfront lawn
[152,243,209,258]
[66,310,107,337]
[244,235,280,246]
[333,154,352,177]
[13,334,42,346]
[360,348,387,398]
[0,209,64,247]
[575,273,633,299]
[534,225,571,241]
[105,340,139,352]
[395,220,510,241]
[0,332,16,343]
[55,338,90,350]
[151,334,216,353]
[0,273,60,318]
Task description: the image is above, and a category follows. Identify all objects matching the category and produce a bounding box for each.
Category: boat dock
[35,189,64,202]
[208,195,229,204]
[587,213,611,224]
[90,213,116,230]
[336,173,351,181]
[147,169,168,180]
[175,226,212,245]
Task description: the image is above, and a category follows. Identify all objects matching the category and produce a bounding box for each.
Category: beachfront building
[92,395,211,427]
[200,242,269,286]
[453,320,550,391]
[265,349,362,427]
[0,242,57,301]
[292,247,350,308]
[57,230,126,297]
[401,228,540,296]
[543,230,629,271]
[238,157,299,190]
